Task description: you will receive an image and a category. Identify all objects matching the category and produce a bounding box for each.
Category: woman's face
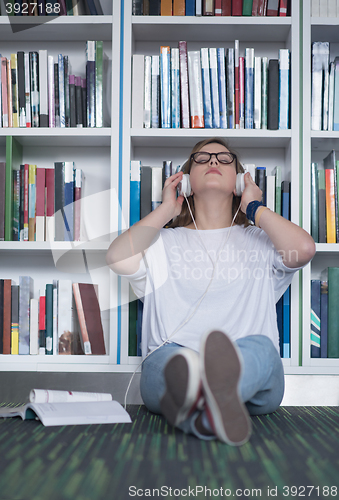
[189,143,237,198]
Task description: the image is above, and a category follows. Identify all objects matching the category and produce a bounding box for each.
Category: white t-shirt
[119,224,303,358]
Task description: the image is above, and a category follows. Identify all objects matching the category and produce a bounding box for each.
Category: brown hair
[167,137,250,229]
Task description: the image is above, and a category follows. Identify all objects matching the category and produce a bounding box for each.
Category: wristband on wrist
[246,200,263,224]
[255,206,270,228]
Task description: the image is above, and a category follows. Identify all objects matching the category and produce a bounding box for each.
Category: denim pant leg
[235,335,285,416]
[140,342,185,415]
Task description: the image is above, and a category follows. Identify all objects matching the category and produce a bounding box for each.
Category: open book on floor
[0,389,132,427]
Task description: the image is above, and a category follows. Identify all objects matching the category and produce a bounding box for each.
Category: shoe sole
[160,351,200,427]
[201,330,252,446]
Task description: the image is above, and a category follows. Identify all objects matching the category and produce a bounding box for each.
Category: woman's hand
[161,171,186,219]
[240,172,263,214]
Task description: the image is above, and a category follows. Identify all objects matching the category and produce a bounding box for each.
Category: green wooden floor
[0,405,338,500]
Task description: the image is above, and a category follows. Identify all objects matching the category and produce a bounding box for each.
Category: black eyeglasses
[190,151,237,165]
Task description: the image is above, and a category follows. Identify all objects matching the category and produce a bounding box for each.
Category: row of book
[132,0,290,16]
[311,0,339,17]
[311,42,339,131]
[132,42,290,130]
[311,150,339,243]
[0,277,106,356]
[0,41,105,129]
[0,0,107,16]
[311,268,339,358]
[0,159,85,242]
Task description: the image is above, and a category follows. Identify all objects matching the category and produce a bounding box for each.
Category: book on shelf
[311,0,339,17]
[0,42,107,128]
[0,277,106,356]
[0,148,85,243]
[311,151,339,244]
[311,267,339,359]
[0,390,131,427]
[132,0,290,15]
[133,40,291,130]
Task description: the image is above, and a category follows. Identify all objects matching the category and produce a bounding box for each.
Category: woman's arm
[241,173,316,268]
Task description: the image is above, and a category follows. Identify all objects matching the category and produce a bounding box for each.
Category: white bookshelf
[302,2,339,371]
[0,0,123,371]
[120,2,301,370]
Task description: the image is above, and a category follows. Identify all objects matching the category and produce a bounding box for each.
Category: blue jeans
[140,335,285,440]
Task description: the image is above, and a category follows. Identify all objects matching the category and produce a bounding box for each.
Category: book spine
[30,297,39,355]
[3,279,12,354]
[17,52,26,127]
[151,55,160,128]
[268,59,279,130]
[173,0,185,15]
[245,48,254,129]
[54,162,65,242]
[1,58,8,127]
[30,52,39,127]
[217,47,227,128]
[54,63,60,127]
[95,40,103,128]
[272,165,281,214]
[234,40,240,129]
[58,54,66,127]
[328,267,339,357]
[75,76,83,127]
[254,56,261,129]
[261,56,268,129]
[311,42,329,131]
[45,283,53,355]
[35,167,46,242]
[64,162,74,241]
[226,48,235,129]
[144,55,151,128]
[209,48,220,128]
[81,78,87,127]
[48,55,55,128]
[267,0,279,15]
[200,48,212,129]
[203,0,214,15]
[0,163,5,240]
[239,56,245,129]
[160,46,171,128]
[179,41,190,129]
[0,53,2,128]
[74,168,82,241]
[24,53,31,127]
[232,0,243,15]
[131,54,144,129]
[28,164,36,241]
[187,51,204,128]
[69,75,76,127]
[130,161,141,226]
[18,275,34,355]
[152,167,163,210]
[318,169,327,243]
[12,170,20,241]
[279,0,287,16]
[311,162,319,243]
[7,59,13,128]
[325,168,336,243]
[328,61,335,131]
[333,57,339,131]
[39,50,48,127]
[45,168,55,242]
[86,41,96,128]
[171,48,180,128]
[57,280,73,355]
[64,55,70,128]
[282,286,290,357]
[140,165,152,219]
[23,164,29,241]
[186,0,195,14]
[278,48,290,130]
[11,284,19,355]
[320,280,328,358]
[11,53,19,128]
[311,280,321,358]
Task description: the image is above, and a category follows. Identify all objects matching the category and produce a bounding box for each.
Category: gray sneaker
[200,330,252,446]
[160,348,204,427]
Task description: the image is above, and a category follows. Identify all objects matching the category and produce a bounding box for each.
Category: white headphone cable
[123,195,242,409]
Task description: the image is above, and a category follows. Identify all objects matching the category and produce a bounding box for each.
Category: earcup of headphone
[177,174,192,197]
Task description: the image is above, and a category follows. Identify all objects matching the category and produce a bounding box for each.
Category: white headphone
[177,172,245,197]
